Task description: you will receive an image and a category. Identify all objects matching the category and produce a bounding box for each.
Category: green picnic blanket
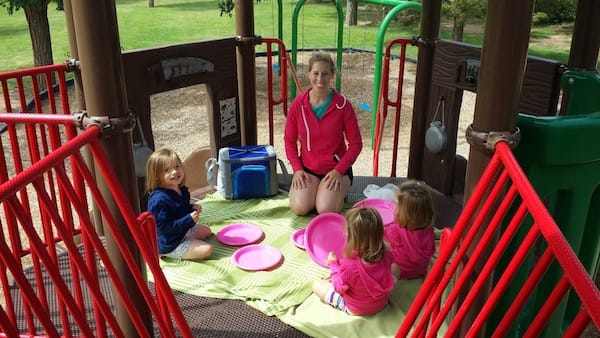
[157,191,330,316]
[155,191,434,337]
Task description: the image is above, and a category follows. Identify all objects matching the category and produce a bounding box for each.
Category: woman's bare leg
[315,175,350,214]
[289,173,320,215]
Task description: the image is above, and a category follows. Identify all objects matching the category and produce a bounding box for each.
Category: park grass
[0,0,591,73]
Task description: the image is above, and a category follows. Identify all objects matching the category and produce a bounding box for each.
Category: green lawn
[0,0,593,73]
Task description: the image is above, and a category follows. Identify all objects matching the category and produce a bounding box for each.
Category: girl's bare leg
[192,224,212,240]
[181,239,213,261]
[312,279,333,301]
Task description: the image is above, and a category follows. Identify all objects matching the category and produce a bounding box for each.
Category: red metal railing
[397,141,600,337]
[260,37,302,146]
[372,38,412,177]
[0,66,191,336]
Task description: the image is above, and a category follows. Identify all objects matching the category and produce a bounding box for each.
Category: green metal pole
[291,0,344,98]
[371,2,421,145]
[291,0,307,98]
[278,0,283,43]
[334,0,344,92]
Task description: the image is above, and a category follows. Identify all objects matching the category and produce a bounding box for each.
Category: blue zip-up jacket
[147,186,196,254]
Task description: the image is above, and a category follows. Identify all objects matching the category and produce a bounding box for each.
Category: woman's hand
[323,170,343,191]
[291,170,312,189]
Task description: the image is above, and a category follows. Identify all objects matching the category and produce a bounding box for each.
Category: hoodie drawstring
[301,105,311,152]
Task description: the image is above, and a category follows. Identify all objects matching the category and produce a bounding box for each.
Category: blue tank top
[312,89,334,120]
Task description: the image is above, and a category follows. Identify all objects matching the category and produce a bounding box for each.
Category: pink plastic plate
[216,223,264,246]
[291,228,306,249]
[232,244,283,271]
[353,198,396,226]
[305,212,346,268]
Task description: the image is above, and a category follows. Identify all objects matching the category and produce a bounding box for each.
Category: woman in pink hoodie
[312,207,395,315]
[284,52,363,216]
[384,180,436,279]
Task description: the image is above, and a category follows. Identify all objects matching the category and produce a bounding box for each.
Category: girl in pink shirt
[384,180,436,279]
[312,207,395,315]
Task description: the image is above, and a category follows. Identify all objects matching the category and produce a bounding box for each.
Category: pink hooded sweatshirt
[384,225,435,279]
[329,251,395,315]
[284,88,363,176]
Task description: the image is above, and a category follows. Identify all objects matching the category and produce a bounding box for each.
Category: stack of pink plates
[304,212,346,268]
[352,198,396,226]
[290,228,306,249]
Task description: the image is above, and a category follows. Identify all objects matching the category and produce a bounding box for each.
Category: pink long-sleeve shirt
[329,251,395,315]
[284,88,363,176]
[384,224,435,279]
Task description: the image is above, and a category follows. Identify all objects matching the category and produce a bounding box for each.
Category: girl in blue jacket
[146,148,213,261]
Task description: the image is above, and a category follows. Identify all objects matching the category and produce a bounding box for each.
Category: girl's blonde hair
[344,206,385,263]
[145,148,185,193]
[308,52,336,74]
[395,180,435,230]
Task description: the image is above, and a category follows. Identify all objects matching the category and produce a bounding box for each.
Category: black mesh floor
[170,289,309,337]
[9,246,309,337]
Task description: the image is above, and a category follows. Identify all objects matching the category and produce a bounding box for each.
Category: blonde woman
[284,52,363,215]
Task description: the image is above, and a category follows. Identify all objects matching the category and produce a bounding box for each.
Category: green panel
[561,70,600,116]
[516,112,600,165]
[489,111,600,337]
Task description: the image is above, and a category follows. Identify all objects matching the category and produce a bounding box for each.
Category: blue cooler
[208,145,278,199]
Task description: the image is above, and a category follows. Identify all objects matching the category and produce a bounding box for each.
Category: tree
[442,0,486,41]
[1,0,63,69]
[533,0,576,24]
[217,0,234,17]
[346,0,357,26]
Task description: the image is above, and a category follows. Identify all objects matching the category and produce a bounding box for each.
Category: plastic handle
[205,158,219,189]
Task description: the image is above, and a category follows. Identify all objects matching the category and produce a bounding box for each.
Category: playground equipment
[372,38,412,176]
[397,141,600,337]
[0,64,191,337]
[561,70,600,116]
[287,0,421,133]
[492,111,600,337]
[2,67,599,334]
[495,70,600,337]
[2,0,599,335]
[411,40,566,197]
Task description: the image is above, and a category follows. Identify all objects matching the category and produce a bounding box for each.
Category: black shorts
[303,166,354,185]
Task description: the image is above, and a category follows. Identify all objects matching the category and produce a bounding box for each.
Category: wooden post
[235,0,258,145]
[407,0,442,179]
[464,0,534,200]
[559,0,600,115]
[459,0,535,334]
[567,0,600,71]
[68,1,151,336]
